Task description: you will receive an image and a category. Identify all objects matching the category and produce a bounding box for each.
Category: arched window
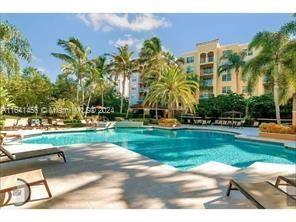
[207,51,214,62]
[200,53,206,63]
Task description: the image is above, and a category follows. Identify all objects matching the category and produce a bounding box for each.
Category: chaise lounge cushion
[0,144,65,163]
[231,180,296,209]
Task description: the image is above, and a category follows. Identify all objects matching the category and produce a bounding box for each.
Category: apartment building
[182,39,267,100]
[129,39,269,106]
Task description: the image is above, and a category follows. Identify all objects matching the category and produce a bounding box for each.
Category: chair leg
[43,179,52,198]
[59,151,67,163]
[226,181,233,196]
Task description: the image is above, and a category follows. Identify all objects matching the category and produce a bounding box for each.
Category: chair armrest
[275,176,296,188]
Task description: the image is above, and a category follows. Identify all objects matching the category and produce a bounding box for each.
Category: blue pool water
[24,128,295,170]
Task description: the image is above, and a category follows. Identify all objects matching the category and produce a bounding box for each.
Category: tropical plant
[144,67,198,118]
[50,99,82,120]
[218,51,246,93]
[84,56,110,117]
[280,14,296,126]
[0,86,15,115]
[0,20,31,77]
[110,45,136,115]
[138,37,178,119]
[52,37,91,105]
[243,31,295,124]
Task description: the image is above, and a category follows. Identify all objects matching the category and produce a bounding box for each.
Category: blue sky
[0,13,292,82]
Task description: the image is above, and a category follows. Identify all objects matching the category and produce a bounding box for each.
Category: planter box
[259,132,296,141]
[115,121,143,128]
[158,123,180,127]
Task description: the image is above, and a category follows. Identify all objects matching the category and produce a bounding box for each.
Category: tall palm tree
[280,14,296,126]
[0,20,31,77]
[52,37,91,106]
[110,45,136,114]
[138,37,174,119]
[144,67,198,118]
[243,31,293,124]
[218,51,246,93]
[84,56,111,117]
[279,40,296,126]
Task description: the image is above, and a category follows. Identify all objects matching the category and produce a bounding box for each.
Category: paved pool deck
[1,141,295,209]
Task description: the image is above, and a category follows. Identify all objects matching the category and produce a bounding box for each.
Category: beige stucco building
[182,39,268,101]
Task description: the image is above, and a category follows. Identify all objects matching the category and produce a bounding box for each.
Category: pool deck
[1,141,295,209]
[1,125,295,209]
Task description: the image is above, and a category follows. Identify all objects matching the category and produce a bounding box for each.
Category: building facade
[182,39,267,101]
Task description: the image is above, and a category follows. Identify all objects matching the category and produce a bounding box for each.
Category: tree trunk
[292,93,296,126]
[273,63,281,124]
[85,93,92,118]
[125,99,130,119]
[120,75,126,114]
[236,70,239,93]
[155,105,159,120]
[273,79,281,124]
[101,92,104,107]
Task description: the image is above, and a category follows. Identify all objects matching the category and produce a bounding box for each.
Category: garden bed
[259,132,296,141]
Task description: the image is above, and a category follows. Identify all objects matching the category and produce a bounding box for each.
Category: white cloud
[109,34,144,51]
[77,13,170,32]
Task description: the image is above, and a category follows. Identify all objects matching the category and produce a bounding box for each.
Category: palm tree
[52,37,91,106]
[138,37,174,119]
[84,56,110,117]
[280,14,296,126]
[279,40,296,126]
[243,31,293,124]
[110,45,136,115]
[0,20,31,77]
[144,67,198,118]
[218,51,246,93]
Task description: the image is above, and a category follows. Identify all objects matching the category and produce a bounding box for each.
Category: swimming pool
[24,128,295,170]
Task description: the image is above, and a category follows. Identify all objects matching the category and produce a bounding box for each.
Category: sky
[0,13,292,82]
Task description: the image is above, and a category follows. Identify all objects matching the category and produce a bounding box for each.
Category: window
[222,73,232,81]
[186,56,194,63]
[222,86,232,94]
[186,66,195,74]
[202,67,213,75]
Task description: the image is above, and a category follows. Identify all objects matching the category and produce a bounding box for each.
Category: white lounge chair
[3,119,18,129]
[0,144,66,164]
[16,118,29,128]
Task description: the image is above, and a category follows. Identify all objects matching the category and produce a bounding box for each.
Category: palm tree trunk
[292,93,296,126]
[274,79,281,124]
[274,63,281,124]
[101,92,104,107]
[155,105,159,120]
[236,70,239,93]
[85,93,92,118]
[120,76,126,114]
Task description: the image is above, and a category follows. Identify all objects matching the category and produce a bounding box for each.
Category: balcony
[201,79,213,88]
[199,93,214,99]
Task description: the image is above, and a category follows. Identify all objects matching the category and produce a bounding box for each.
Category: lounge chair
[30,118,41,128]
[0,144,66,164]
[16,118,29,129]
[213,120,219,125]
[0,169,51,206]
[56,119,66,127]
[206,120,211,125]
[3,119,18,130]
[41,119,51,128]
[202,120,207,126]
[226,176,296,209]
[253,121,260,127]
